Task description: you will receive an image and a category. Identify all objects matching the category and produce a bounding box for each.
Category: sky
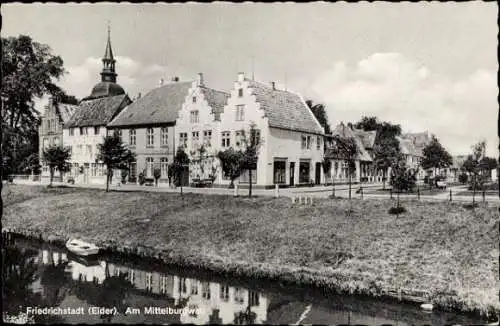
[3,2,498,156]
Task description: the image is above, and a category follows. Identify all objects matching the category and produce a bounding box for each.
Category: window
[249,291,260,307]
[69,128,74,136]
[146,273,153,292]
[91,163,98,177]
[178,277,187,294]
[160,157,168,178]
[221,131,230,148]
[179,132,188,148]
[192,131,199,147]
[274,161,286,184]
[146,128,154,147]
[47,120,52,132]
[161,127,168,147]
[128,270,135,285]
[316,136,321,150]
[238,88,244,97]
[302,135,311,149]
[94,126,100,135]
[87,145,92,157]
[190,110,199,123]
[236,105,245,121]
[220,285,230,301]
[235,131,244,147]
[79,127,84,135]
[202,282,211,299]
[251,129,260,146]
[234,287,245,304]
[191,281,199,295]
[192,96,197,103]
[160,275,168,294]
[203,130,212,147]
[129,129,136,146]
[146,157,154,178]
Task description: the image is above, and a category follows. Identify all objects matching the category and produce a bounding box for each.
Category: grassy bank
[2,184,499,317]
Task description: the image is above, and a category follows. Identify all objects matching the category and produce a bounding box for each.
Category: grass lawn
[2,184,499,316]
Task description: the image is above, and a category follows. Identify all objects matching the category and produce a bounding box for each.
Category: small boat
[420,303,434,311]
[66,239,100,256]
[485,319,499,326]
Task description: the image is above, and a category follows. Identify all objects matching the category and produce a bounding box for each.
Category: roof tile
[109,82,193,127]
[64,94,129,128]
[247,81,324,135]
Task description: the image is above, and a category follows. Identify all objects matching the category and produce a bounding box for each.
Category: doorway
[315,162,321,185]
[289,162,295,186]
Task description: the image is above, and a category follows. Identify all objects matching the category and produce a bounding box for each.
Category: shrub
[463,203,479,210]
[458,173,468,184]
[121,169,128,184]
[388,206,407,215]
[138,172,146,186]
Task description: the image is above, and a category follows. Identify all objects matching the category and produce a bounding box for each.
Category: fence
[355,185,497,203]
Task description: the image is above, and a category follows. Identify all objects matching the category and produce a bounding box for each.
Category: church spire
[100,22,117,83]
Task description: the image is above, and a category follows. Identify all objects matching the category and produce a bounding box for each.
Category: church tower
[83,24,125,100]
[100,25,117,83]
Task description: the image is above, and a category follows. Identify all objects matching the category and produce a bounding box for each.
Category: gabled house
[62,30,131,184]
[39,97,79,182]
[325,123,373,184]
[108,77,193,184]
[213,72,324,188]
[174,73,230,185]
[398,131,432,180]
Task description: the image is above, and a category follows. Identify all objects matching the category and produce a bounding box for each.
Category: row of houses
[39,31,434,188]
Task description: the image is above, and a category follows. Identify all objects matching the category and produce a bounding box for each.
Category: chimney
[269,81,276,90]
[237,72,245,83]
[197,73,204,87]
[171,76,179,82]
[158,78,164,87]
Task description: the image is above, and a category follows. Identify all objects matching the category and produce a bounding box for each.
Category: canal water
[2,236,492,325]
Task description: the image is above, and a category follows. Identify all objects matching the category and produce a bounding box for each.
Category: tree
[373,137,400,189]
[97,132,135,192]
[355,116,379,131]
[421,135,453,187]
[479,157,498,181]
[332,135,358,200]
[355,117,402,188]
[461,141,486,205]
[390,160,417,208]
[41,145,71,186]
[306,100,331,135]
[240,124,264,198]
[321,158,332,186]
[172,148,190,196]
[2,35,68,177]
[217,148,244,189]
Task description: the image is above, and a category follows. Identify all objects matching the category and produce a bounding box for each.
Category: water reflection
[2,238,490,325]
